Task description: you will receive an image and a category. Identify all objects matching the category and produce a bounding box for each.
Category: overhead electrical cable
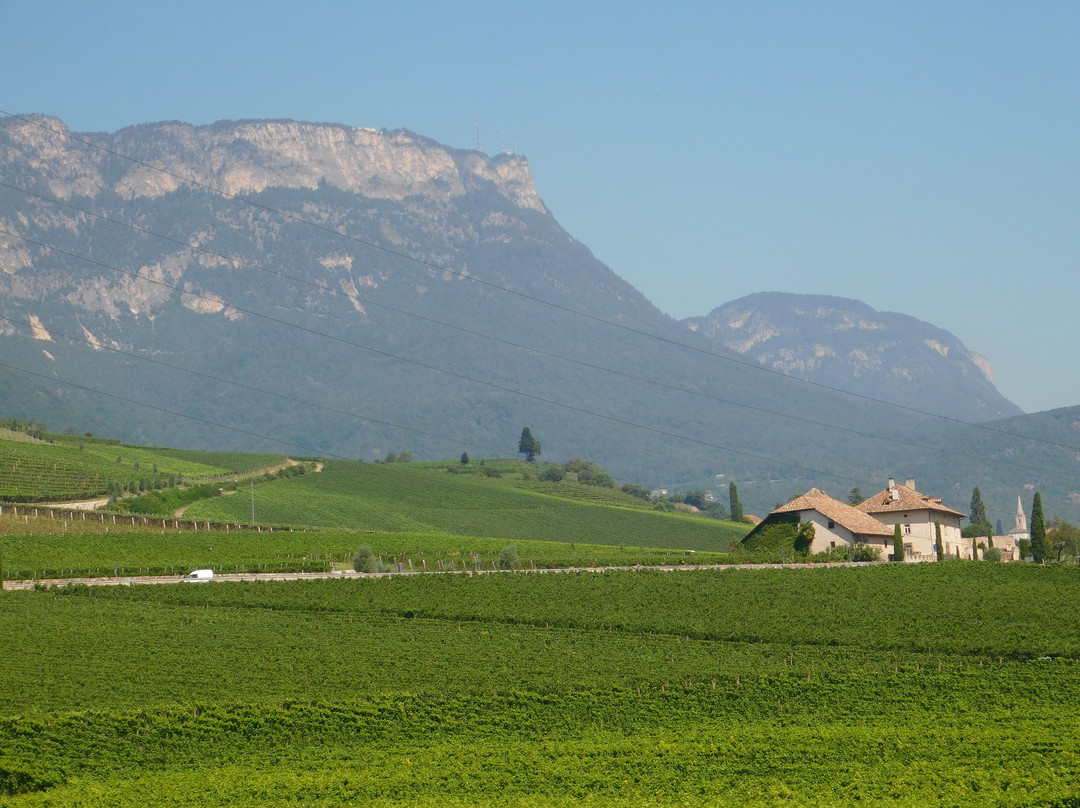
[0,230,1071,487]
[0,233,876,486]
[0,313,505,457]
[0,361,351,461]
[0,109,1069,453]
[0,305,1065,480]
[7,180,1074,462]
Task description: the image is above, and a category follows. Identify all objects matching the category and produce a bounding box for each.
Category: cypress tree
[729,481,744,523]
[935,521,944,562]
[1030,491,1047,563]
[969,487,988,527]
[893,523,904,562]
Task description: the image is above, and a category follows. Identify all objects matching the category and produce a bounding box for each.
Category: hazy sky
[3,1,1078,412]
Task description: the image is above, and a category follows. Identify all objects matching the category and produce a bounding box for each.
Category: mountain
[683,293,1022,423]
[1,114,1077,521]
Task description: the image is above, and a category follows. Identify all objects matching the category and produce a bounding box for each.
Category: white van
[183,569,214,582]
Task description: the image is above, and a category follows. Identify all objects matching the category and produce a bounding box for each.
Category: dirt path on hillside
[172,459,324,518]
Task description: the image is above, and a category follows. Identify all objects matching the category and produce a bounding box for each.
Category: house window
[830,541,836,549]
[903,524,912,535]
[828,520,835,529]
[904,543,912,557]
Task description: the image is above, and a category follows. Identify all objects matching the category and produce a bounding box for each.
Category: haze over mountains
[1,114,1078,520]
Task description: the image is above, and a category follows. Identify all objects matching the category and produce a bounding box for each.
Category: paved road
[0,561,878,590]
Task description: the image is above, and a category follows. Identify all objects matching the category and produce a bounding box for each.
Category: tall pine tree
[1030,491,1047,563]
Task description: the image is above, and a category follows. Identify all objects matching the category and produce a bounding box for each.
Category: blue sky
[3,1,1078,412]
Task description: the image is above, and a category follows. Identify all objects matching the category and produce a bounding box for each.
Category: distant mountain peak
[683,292,1021,422]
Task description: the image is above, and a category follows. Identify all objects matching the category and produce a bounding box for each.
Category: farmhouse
[742,488,895,556]
[744,478,967,561]
[854,478,965,560]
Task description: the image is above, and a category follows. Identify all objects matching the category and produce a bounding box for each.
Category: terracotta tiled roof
[855,483,966,518]
[772,488,894,537]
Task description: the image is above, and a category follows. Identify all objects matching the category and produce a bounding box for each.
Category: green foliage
[352,545,379,573]
[969,486,988,526]
[1049,519,1080,563]
[848,487,864,505]
[729,480,744,522]
[517,427,541,463]
[620,483,650,500]
[983,546,1003,562]
[1031,491,1048,563]
[935,521,945,562]
[814,543,881,563]
[741,520,797,553]
[793,521,815,554]
[538,465,565,482]
[110,482,225,516]
[893,523,904,562]
[497,544,520,570]
[582,470,616,488]
[460,452,469,465]
[962,522,994,538]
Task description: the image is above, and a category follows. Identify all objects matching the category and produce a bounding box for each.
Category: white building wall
[869,511,963,561]
[799,511,858,555]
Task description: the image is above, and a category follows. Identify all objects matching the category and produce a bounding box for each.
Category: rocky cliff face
[683,293,1022,422]
[1,116,545,210]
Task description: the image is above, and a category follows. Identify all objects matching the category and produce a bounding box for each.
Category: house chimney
[888,478,895,490]
[905,477,916,491]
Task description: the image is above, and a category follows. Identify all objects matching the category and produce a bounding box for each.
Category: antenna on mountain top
[475,120,482,153]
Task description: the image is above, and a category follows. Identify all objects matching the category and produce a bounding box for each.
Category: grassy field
[0,563,1078,806]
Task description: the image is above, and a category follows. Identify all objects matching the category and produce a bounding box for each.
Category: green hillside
[182,459,749,551]
[0,430,287,502]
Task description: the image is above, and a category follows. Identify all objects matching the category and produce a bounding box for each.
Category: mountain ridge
[683,292,1022,423]
[1,114,1077,520]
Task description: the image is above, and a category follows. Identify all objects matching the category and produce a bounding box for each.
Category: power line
[1,109,1067,452]
[2,304,1067,482]
[0,314,505,457]
[7,180,1076,462]
[0,361,350,461]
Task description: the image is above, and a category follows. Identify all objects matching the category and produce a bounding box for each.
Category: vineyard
[181,460,749,551]
[0,432,287,502]
[3,433,1078,805]
[0,564,1078,805]
[0,512,728,581]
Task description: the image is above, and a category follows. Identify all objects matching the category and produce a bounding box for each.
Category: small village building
[854,478,965,561]
[742,488,895,556]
